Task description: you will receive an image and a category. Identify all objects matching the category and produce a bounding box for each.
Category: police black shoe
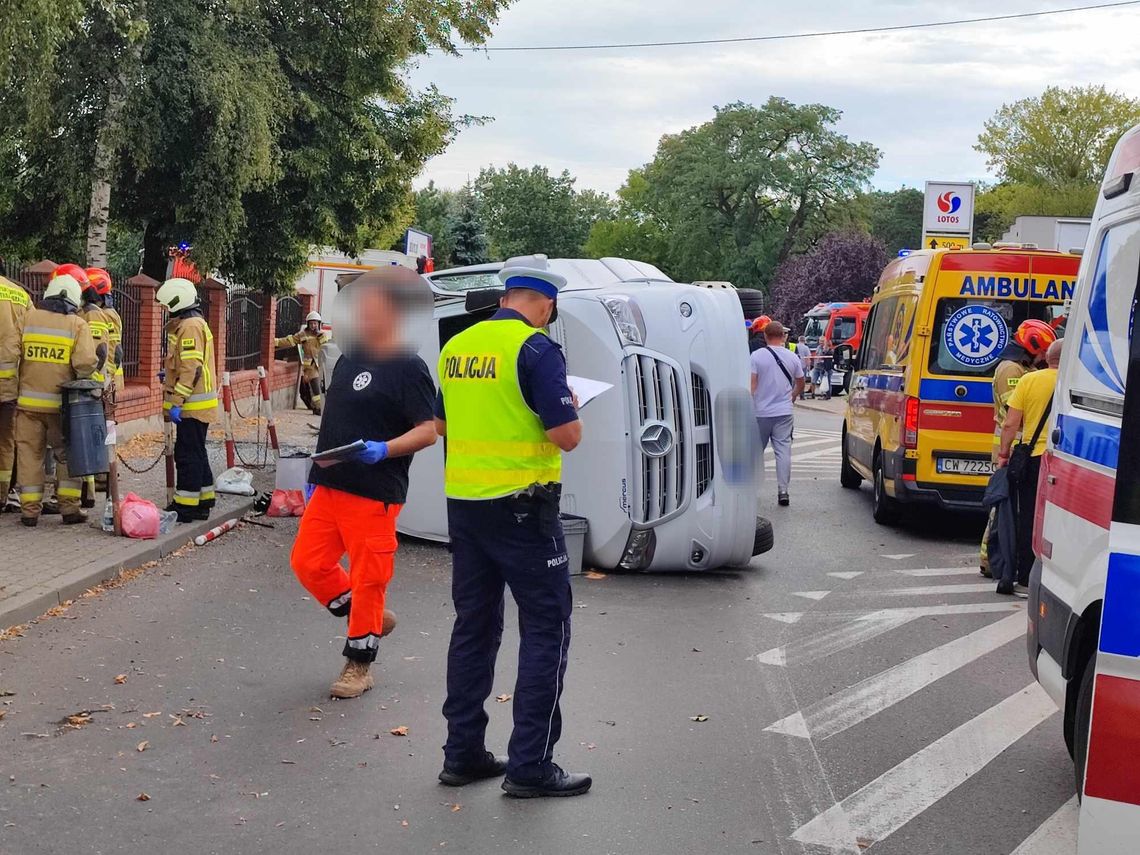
[502,765,592,798]
[438,751,508,787]
[778,491,790,507]
[20,516,38,528]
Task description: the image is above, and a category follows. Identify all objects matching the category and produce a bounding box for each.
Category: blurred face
[357,289,402,358]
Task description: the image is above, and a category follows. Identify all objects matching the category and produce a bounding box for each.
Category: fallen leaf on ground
[389,726,409,737]
[495,694,512,703]
[401,820,409,827]
[136,741,149,752]
[210,734,219,743]
[136,792,151,802]
[450,804,462,813]
[584,571,607,580]
[0,710,5,720]
[114,675,127,685]
[690,715,709,722]
[170,716,186,727]
[142,712,162,719]
[65,712,93,729]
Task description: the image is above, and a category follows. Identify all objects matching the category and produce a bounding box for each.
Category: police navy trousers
[443,497,572,783]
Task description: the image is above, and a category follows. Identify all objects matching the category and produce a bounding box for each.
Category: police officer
[156,278,218,523]
[0,272,30,503]
[275,311,329,415]
[13,274,99,525]
[436,255,590,798]
[86,268,125,394]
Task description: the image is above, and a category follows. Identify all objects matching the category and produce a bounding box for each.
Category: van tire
[840,430,862,489]
[736,288,767,319]
[872,454,899,525]
[752,517,775,556]
[1074,653,1096,801]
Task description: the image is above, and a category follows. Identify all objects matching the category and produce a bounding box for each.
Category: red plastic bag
[120,492,160,539]
[267,489,305,518]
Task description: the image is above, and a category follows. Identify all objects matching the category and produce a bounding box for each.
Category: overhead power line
[466,1,1140,53]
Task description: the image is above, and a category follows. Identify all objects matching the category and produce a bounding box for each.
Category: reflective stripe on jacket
[438,317,561,500]
[16,308,98,412]
[163,313,217,423]
[0,277,30,402]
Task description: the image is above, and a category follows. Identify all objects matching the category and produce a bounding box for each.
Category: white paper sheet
[566,375,614,409]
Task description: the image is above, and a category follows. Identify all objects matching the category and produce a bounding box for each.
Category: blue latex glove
[168,405,182,424]
[355,440,389,465]
[304,482,317,503]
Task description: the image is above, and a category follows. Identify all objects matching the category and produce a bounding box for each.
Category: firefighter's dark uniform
[275,327,329,414]
[104,303,125,393]
[14,297,98,519]
[163,309,217,518]
[0,277,30,499]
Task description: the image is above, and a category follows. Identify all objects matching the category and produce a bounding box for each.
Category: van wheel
[1074,654,1096,801]
[872,455,899,525]
[840,431,862,489]
[752,517,775,556]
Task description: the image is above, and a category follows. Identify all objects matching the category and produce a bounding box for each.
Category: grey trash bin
[561,514,589,575]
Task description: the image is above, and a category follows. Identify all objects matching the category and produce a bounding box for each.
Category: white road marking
[828,572,864,580]
[752,602,1026,668]
[1010,797,1078,855]
[764,438,838,456]
[790,684,1058,850]
[793,590,832,601]
[765,613,1026,741]
[762,612,804,624]
[877,583,998,596]
[881,554,916,560]
[892,566,982,577]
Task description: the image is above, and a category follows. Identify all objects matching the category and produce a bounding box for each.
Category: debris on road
[690,715,709,722]
[136,792,151,802]
[390,726,409,736]
[495,694,511,703]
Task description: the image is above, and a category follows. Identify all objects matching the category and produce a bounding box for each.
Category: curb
[795,398,847,416]
[0,498,256,630]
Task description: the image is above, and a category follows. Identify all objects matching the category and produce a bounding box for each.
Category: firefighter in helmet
[275,310,330,415]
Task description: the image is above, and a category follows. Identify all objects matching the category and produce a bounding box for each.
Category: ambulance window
[860,298,897,370]
[928,298,1063,377]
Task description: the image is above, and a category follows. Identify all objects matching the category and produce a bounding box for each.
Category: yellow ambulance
[840,246,1078,523]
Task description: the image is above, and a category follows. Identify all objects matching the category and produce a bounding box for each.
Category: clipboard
[310,440,366,468]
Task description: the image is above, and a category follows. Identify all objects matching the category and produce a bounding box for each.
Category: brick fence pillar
[202,278,228,376]
[299,292,315,318]
[259,293,278,369]
[128,273,163,386]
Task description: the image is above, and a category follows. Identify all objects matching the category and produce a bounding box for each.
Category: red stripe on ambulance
[1084,674,1140,806]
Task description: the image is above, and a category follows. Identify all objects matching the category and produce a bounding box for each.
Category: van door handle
[1051,427,1062,446]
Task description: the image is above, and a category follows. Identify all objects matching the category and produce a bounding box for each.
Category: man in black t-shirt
[290,274,437,700]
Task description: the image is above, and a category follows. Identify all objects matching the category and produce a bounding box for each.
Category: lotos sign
[923,181,975,239]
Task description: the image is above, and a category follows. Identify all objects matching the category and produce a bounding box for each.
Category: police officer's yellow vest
[439,318,561,500]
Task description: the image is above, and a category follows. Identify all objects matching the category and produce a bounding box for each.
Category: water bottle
[101,500,115,533]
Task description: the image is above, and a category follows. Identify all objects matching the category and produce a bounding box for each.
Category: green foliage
[973,182,1099,243]
[449,184,490,267]
[412,182,459,267]
[841,189,925,256]
[976,85,1140,186]
[610,98,881,288]
[0,0,512,292]
[475,164,614,259]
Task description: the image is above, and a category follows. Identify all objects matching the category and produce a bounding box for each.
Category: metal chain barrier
[232,391,271,470]
[116,444,167,474]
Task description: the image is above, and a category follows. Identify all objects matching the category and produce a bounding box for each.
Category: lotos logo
[937,192,962,214]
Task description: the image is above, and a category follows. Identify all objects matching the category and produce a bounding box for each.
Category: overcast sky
[407,0,1140,194]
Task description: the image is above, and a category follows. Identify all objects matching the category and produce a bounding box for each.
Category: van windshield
[928,298,1067,377]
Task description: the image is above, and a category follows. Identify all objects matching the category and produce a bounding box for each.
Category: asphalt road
[0,409,1077,855]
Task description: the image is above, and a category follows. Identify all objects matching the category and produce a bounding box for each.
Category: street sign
[405,228,432,259]
[923,233,970,251]
[923,181,975,239]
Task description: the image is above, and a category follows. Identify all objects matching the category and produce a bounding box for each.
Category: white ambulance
[1029,123,1140,798]
[397,258,772,572]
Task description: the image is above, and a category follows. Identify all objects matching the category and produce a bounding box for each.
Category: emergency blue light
[898,249,912,257]
[179,242,190,252]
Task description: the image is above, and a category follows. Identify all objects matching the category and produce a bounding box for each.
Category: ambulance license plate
[936,457,995,476]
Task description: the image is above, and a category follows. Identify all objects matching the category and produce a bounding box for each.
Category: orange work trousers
[291,486,401,663]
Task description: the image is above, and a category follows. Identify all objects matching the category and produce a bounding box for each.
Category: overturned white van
[397,258,772,572]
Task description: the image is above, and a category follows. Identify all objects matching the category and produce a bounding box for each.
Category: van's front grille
[625,353,687,523]
[692,372,713,497]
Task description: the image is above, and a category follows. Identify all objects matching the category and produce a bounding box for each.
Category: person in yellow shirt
[998,338,1063,593]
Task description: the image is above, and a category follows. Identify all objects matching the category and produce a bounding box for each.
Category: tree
[448,184,490,267]
[584,170,668,268]
[475,164,612,259]
[844,188,924,256]
[622,98,881,288]
[412,181,459,267]
[769,231,888,326]
[0,1,511,288]
[972,182,1099,243]
[976,85,1140,186]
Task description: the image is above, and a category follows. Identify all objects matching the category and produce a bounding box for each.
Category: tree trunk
[86,47,137,268]
[142,219,170,282]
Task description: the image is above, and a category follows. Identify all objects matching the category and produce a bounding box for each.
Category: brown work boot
[330,660,373,699]
[381,609,398,638]
[62,512,88,526]
[20,516,38,528]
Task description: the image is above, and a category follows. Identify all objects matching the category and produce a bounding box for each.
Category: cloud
[410,1,1140,193]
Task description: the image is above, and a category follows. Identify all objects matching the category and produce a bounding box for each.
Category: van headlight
[600,296,646,346]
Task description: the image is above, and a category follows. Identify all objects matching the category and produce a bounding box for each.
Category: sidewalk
[796,394,847,417]
[0,408,318,629]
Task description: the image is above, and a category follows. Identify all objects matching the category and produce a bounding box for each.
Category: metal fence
[114,281,143,379]
[225,289,265,372]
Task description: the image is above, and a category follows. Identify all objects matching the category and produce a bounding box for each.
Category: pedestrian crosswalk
[758,564,1078,853]
[761,427,842,482]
